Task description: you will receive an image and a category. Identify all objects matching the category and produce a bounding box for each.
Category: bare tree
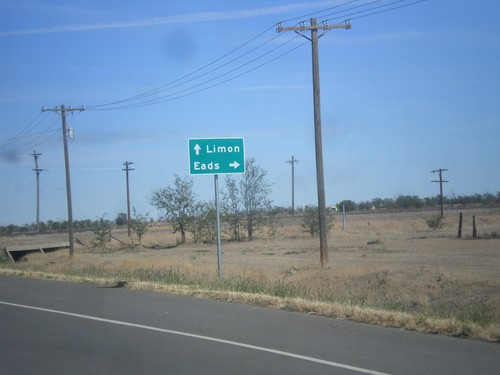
[192,200,217,244]
[242,158,272,240]
[222,176,243,241]
[225,158,272,241]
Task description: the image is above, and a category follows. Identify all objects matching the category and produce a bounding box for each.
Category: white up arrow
[193,144,201,155]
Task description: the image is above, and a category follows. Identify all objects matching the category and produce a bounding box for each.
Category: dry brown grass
[1,207,499,341]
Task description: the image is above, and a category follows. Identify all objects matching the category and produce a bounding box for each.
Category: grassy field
[1,207,499,342]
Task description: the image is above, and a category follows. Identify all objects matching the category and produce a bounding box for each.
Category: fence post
[457,212,463,238]
[342,205,346,231]
[472,215,477,239]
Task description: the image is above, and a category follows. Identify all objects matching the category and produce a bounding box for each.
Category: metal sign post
[188,138,245,281]
[214,174,222,281]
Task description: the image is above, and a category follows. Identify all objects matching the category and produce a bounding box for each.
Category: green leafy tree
[131,208,151,243]
[423,197,436,207]
[358,200,372,211]
[302,205,334,237]
[371,198,386,210]
[338,199,357,212]
[115,212,127,226]
[150,175,198,244]
[395,195,424,209]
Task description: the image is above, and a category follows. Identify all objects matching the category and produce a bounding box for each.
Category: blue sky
[1,0,499,226]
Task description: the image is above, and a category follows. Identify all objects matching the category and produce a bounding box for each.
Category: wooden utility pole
[277,18,351,267]
[122,161,134,237]
[431,168,448,218]
[41,105,85,258]
[286,155,299,216]
[30,150,44,233]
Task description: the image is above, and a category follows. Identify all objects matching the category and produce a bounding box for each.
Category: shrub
[192,202,217,244]
[131,209,151,243]
[424,214,444,230]
[115,212,127,226]
[302,205,334,237]
[91,215,111,248]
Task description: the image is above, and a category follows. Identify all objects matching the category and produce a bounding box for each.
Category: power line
[316,0,385,21]
[3,23,296,148]
[4,112,45,143]
[87,32,303,110]
[0,112,53,147]
[0,129,59,156]
[92,34,306,110]
[349,0,427,20]
[27,128,61,152]
[278,0,364,24]
[321,0,427,23]
[0,110,84,160]
[85,0,426,112]
[86,1,365,110]
[87,26,282,110]
[0,127,57,144]
[89,25,278,109]
[19,126,60,146]
[3,0,428,151]
[0,122,60,161]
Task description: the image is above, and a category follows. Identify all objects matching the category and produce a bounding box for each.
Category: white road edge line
[1,300,389,375]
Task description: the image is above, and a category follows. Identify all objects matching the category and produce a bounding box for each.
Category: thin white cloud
[229,84,310,92]
[0,1,343,37]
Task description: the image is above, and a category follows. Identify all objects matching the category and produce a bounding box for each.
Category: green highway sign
[188,138,245,175]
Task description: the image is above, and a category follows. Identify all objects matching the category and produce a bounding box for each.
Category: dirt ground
[3,208,498,276]
[2,207,500,315]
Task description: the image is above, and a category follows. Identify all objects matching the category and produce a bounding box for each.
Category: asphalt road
[0,275,498,374]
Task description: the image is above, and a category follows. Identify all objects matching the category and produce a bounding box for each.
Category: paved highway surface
[0,275,498,374]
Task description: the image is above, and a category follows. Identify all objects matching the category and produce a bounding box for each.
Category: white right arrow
[229,161,240,169]
[193,144,201,155]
